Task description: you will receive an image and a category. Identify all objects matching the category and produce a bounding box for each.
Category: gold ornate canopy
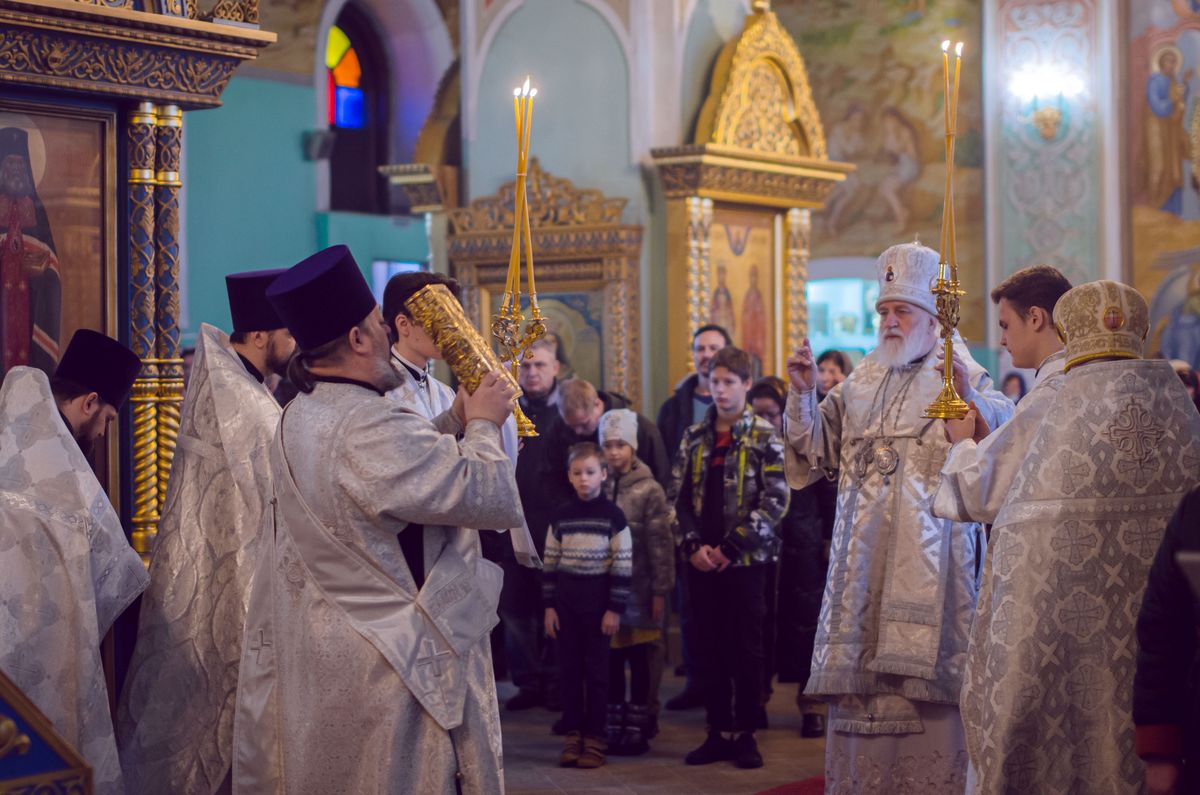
[651,0,851,385]
[449,159,644,407]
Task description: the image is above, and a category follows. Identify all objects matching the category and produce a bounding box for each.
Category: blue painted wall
[467,0,635,216]
[183,75,428,344]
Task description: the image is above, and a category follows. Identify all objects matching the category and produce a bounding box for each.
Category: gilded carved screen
[448,159,644,407]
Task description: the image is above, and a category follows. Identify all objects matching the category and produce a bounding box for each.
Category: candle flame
[513,87,521,97]
[955,42,964,57]
[529,88,538,98]
[522,76,531,96]
[941,40,950,52]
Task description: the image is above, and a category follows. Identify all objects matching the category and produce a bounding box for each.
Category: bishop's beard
[874,313,940,369]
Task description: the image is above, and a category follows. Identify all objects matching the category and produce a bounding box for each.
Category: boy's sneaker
[733,731,763,769]
[576,735,607,769]
[559,731,583,767]
[684,731,735,765]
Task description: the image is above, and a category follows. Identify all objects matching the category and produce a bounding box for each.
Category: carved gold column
[153,105,183,521]
[785,207,811,354]
[128,102,159,560]
[685,196,713,355]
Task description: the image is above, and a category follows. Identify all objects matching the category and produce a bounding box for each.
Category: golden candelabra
[406,283,536,432]
[491,76,545,437]
[924,41,970,421]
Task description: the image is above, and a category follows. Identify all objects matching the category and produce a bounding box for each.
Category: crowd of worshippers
[7,241,1200,794]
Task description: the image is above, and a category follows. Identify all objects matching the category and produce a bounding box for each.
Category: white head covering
[875,242,940,317]
[599,408,638,450]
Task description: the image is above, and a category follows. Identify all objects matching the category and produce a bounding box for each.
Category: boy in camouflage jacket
[669,346,789,770]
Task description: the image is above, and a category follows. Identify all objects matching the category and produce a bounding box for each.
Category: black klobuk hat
[53,329,141,409]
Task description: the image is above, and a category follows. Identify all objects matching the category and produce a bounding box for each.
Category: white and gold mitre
[1053,279,1149,372]
[875,243,939,317]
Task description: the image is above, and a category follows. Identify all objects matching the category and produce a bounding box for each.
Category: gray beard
[875,323,939,369]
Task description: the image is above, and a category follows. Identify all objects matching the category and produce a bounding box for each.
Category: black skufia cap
[266,245,376,351]
[53,329,141,409]
[226,268,287,334]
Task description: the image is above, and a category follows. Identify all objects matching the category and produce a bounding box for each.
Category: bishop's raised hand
[786,339,818,393]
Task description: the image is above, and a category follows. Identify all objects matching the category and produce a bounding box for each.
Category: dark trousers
[608,642,652,704]
[500,559,550,693]
[674,557,702,689]
[688,564,767,733]
[557,602,609,737]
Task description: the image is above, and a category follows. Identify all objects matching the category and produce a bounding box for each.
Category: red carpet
[756,776,825,795]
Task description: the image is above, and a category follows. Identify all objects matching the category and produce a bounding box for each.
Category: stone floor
[498,676,826,794]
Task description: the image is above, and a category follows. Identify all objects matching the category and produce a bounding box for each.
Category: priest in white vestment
[933,265,1072,524]
[232,245,523,794]
[0,331,146,794]
[960,280,1200,794]
[783,243,1013,793]
[381,270,538,567]
[119,269,292,794]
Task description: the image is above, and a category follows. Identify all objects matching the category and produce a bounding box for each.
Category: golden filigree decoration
[449,163,643,407]
[785,207,810,356]
[0,715,31,759]
[692,2,826,159]
[686,196,713,348]
[450,158,626,234]
[200,0,260,27]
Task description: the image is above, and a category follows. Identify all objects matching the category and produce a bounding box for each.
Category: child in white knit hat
[599,408,674,756]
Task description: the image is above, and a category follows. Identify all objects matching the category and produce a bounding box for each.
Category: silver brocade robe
[961,359,1200,794]
[118,324,282,794]
[0,367,148,794]
[387,351,540,567]
[784,341,1013,729]
[232,381,523,794]
[933,351,1066,525]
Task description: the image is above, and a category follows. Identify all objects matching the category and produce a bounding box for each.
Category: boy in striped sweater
[544,442,633,769]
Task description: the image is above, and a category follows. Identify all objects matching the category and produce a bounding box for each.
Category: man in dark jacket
[542,378,670,509]
[656,325,730,459]
[502,335,565,711]
[1135,486,1200,795]
[656,324,729,710]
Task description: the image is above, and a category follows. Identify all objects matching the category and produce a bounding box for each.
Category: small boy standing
[544,442,633,769]
[599,409,674,756]
[670,346,789,769]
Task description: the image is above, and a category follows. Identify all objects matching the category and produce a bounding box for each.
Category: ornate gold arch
[693,0,825,159]
[651,0,852,386]
[448,159,644,407]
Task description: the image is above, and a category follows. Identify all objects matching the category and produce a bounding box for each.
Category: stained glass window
[326,24,365,129]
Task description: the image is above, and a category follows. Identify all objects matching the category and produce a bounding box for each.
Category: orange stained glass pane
[326,25,351,69]
[332,46,362,88]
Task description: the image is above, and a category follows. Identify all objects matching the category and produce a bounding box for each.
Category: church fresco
[1130,0,1200,366]
[773,0,984,289]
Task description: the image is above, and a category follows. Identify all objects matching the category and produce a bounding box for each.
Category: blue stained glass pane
[334,86,365,129]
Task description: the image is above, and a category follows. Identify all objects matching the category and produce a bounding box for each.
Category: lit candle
[948,42,963,281]
[939,40,951,280]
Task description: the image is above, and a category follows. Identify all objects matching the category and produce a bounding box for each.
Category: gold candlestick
[492,76,545,436]
[924,41,969,421]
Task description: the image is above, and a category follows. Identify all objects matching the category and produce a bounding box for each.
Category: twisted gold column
[685,196,713,352]
[785,207,811,353]
[128,101,159,560]
[154,105,184,519]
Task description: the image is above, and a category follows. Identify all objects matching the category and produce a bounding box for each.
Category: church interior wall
[183,76,320,339]
[172,0,1185,385]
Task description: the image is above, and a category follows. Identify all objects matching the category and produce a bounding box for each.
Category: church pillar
[785,207,811,356]
[153,106,184,521]
[128,101,160,560]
